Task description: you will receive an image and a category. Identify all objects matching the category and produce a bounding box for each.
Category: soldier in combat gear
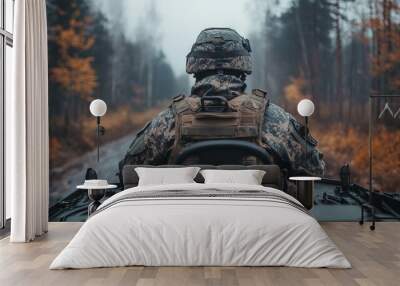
[119,28,325,177]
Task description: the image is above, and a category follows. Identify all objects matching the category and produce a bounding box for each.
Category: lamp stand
[96,117,100,162]
[304,116,309,161]
[95,117,106,162]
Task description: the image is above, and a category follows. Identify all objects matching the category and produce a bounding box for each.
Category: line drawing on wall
[378,102,400,119]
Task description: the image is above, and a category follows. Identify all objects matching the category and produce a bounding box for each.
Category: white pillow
[135,167,200,186]
[200,169,266,185]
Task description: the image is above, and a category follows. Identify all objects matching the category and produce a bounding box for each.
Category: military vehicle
[49,164,400,222]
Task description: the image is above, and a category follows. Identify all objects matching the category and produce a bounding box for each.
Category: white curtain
[8,0,49,242]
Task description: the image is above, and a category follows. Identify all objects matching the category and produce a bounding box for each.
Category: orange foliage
[81,106,162,139]
[284,76,310,104]
[50,15,97,100]
[51,105,164,167]
[360,127,400,192]
[314,123,400,192]
[49,137,63,163]
[364,0,400,91]
[314,124,367,178]
[52,57,96,100]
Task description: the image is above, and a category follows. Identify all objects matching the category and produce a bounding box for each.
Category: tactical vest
[169,89,269,164]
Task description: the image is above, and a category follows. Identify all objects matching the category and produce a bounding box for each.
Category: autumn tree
[366,0,400,93]
[51,14,96,133]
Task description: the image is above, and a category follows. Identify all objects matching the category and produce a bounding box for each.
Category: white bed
[50,183,350,269]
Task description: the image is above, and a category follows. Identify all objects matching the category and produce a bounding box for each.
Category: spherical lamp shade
[90,99,107,117]
[297,99,315,117]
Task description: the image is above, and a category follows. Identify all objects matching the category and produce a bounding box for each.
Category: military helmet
[186,28,252,75]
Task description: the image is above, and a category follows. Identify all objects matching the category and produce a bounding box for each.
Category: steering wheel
[174,139,274,165]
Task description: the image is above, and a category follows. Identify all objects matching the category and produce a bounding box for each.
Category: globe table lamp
[89,99,107,162]
[297,98,315,117]
[290,99,320,209]
[297,99,315,163]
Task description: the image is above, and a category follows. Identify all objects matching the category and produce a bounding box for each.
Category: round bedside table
[77,184,117,216]
[289,176,321,210]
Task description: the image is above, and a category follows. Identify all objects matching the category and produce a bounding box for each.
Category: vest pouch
[180,112,258,141]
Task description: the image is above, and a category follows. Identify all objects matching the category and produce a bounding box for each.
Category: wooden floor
[0,222,399,286]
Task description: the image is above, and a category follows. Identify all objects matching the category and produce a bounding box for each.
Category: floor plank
[0,222,399,286]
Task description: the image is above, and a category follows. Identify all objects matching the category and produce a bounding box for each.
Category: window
[1,0,14,230]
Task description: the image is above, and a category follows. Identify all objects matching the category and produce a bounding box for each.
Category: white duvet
[50,183,351,269]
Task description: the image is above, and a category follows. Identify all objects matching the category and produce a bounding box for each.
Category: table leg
[295,181,314,210]
[87,189,105,216]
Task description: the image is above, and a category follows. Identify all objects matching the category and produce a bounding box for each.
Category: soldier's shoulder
[265,102,308,130]
[150,106,175,128]
[267,104,318,147]
[262,102,318,148]
[170,93,201,114]
[265,102,291,126]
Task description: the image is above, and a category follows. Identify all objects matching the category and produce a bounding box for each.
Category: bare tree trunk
[146,51,153,108]
[384,0,393,93]
[63,95,71,137]
[347,32,356,132]
[334,0,343,121]
[369,0,380,111]
[381,0,388,93]
[111,48,117,105]
[376,0,383,95]
[295,0,311,96]
[311,1,320,117]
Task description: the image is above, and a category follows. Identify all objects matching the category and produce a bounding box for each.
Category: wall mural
[358,95,400,229]
[47,0,400,222]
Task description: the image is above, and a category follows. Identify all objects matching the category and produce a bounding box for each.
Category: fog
[95,0,290,76]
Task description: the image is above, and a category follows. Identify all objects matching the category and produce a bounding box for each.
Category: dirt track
[49,133,135,206]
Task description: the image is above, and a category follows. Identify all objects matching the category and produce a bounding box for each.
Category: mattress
[50,183,351,269]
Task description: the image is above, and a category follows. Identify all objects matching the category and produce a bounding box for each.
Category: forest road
[50,132,135,206]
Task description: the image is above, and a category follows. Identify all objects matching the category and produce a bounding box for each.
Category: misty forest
[47,0,400,204]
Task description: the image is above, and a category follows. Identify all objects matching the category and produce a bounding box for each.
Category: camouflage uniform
[119,28,325,177]
[119,74,325,176]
